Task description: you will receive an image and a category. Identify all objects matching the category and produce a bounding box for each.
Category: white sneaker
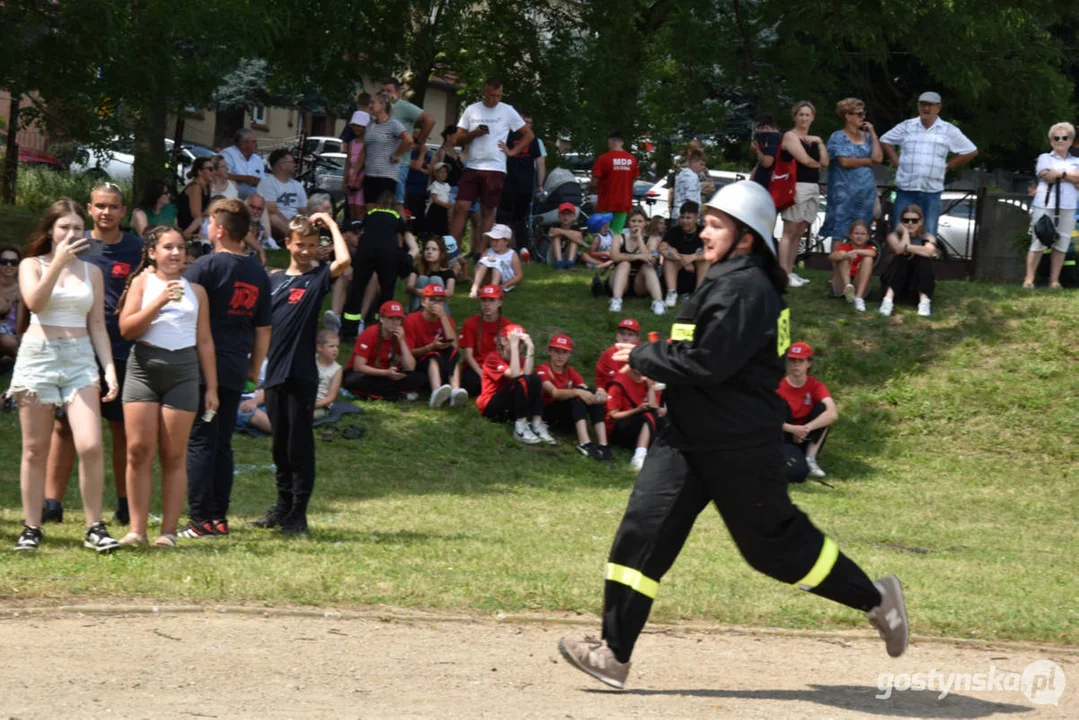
[404,392,420,401]
[879,297,894,317]
[322,310,341,333]
[608,297,623,312]
[853,297,866,312]
[650,299,666,316]
[630,449,647,471]
[843,283,855,303]
[450,387,469,407]
[917,298,931,317]
[429,384,452,408]
[664,289,677,308]
[806,457,826,478]
[514,420,541,445]
[531,420,557,445]
[787,273,805,288]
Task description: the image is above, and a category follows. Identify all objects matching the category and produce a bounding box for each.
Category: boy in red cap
[476,323,554,444]
[547,202,586,269]
[459,284,512,396]
[777,341,838,479]
[595,317,640,391]
[343,300,426,401]
[404,284,464,408]
[605,366,664,471]
[537,333,612,460]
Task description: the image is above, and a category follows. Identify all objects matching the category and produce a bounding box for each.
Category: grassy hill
[0,252,1075,645]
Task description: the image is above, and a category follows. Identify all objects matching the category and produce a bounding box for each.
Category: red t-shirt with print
[592,149,639,213]
[349,324,408,370]
[605,376,657,431]
[460,314,511,365]
[403,310,456,353]
[776,375,831,423]
[477,352,514,412]
[536,362,585,406]
[832,242,876,276]
[595,345,623,390]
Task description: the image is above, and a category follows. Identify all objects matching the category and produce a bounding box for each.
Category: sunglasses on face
[901,216,922,224]
[0,258,18,267]
[1051,135,1072,142]
[848,110,866,117]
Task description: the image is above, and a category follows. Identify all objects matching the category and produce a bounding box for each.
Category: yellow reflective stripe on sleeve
[776,307,791,357]
[606,563,659,599]
[794,536,838,591]
[670,323,695,342]
[343,312,364,321]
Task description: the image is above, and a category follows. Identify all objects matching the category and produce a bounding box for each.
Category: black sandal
[341,424,366,440]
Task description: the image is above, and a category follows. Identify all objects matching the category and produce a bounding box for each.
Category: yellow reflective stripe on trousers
[343,312,363,321]
[606,563,659,599]
[794,536,838,591]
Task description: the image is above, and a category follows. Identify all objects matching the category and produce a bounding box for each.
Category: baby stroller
[529,168,589,265]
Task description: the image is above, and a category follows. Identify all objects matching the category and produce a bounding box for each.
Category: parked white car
[70,138,217,182]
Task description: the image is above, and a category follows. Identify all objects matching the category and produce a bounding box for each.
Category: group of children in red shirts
[340,282,666,467]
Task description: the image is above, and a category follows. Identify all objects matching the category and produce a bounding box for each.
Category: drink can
[648,331,659,343]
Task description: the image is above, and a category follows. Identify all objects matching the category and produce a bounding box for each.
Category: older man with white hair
[880,91,978,235]
[221,129,266,199]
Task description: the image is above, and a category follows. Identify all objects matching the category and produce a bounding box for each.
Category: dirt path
[0,606,1074,719]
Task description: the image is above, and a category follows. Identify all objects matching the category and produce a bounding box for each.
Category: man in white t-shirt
[221,129,266,199]
[450,77,534,245]
[257,149,308,240]
[880,91,978,235]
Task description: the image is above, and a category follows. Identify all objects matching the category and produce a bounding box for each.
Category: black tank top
[781,138,820,184]
[176,183,211,231]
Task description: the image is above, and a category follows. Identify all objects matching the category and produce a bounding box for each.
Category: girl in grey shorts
[116,226,219,548]
[7,198,121,553]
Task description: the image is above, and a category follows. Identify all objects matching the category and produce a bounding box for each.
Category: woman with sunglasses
[0,246,21,369]
[880,205,938,317]
[1023,122,1079,289]
[822,98,882,246]
[176,158,214,240]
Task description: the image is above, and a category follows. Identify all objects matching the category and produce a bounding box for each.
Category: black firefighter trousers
[601,436,882,663]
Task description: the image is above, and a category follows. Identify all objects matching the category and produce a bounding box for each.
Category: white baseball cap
[485,224,513,240]
[350,110,371,126]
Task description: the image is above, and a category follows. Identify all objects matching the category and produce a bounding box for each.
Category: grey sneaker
[429,384,452,408]
[558,636,630,689]
[322,310,341,333]
[866,575,909,657]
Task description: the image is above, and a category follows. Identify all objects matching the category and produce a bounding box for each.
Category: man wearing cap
[221,129,265,200]
[594,318,639,392]
[559,180,908,690]
[591,131,639,235]
[450,77,534,243]
[548,202,585,269]
[777,341,838,480]
[880,92,978,235]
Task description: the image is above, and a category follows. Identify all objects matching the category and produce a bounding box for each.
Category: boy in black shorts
[182,199,272,537]
[252,213,351,535]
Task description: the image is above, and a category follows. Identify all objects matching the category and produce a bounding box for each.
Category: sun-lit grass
[0,255,1076,645]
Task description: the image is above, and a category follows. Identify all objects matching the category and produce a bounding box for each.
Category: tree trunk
[131,101,169,205]
[1,92,20,205]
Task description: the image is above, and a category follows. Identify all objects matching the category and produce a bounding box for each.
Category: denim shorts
[6,335,99,406]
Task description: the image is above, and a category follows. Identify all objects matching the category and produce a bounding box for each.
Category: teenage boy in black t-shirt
[251,213,351,535]
[659,201,708,306]
[42,183,143,525]
[182,199,272,538]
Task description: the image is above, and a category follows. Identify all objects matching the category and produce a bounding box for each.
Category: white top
[1032,152,1079,210]
[221,145,265,195]
[256,175,307,220]
[457,101,526,174]
[879,117,977,193]
[428,181,450,209]
[210,179,239,201]
[478,247,517,281]
[673,168,702,216]
[29,259,93,329]
[316,359,342,404]
[593,231,614,254]
[140,274,198,351]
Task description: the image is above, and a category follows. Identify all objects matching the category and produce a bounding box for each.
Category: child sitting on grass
[476,323,556,445]
[581,212,615,270]
[343,300,426,401]
[605,366,665,471]
[537,333,612,461]
[470,224,522,296]
[548,202,586,269]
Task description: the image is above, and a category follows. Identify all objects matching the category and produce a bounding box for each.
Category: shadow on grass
[587,683,1034,718]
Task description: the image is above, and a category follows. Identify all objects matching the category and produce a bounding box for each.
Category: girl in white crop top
[8,198,121,553]
[116,226,218,547]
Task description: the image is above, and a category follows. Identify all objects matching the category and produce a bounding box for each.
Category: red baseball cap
[501,323,525,338]
[618,318,641,334]
[421,284,447,298]
[787,341,813,359]
[479,284,504,299]
[558,202,576,214]
[379,300,405,318]
[548,333,573,351]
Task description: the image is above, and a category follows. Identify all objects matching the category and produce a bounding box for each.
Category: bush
[15,168,132,212]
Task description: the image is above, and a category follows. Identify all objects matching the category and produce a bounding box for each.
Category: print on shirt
[229,281,261,315]
[111,262,132,279]
[288,288,306,304]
